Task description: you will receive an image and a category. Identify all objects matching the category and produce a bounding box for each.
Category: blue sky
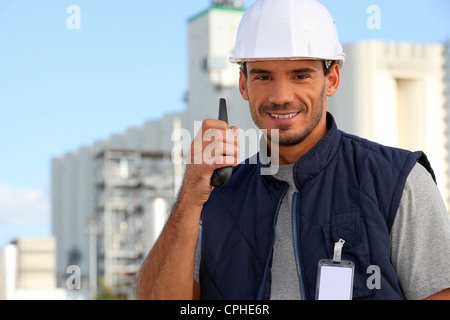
[0,0,449,248]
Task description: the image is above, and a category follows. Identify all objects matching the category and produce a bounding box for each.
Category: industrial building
[0,237,67,300]
[51,121,179,298]
[49,1,450,299]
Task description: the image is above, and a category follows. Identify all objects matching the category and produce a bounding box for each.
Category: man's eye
[256,76,271,80]
[294,75,308,80]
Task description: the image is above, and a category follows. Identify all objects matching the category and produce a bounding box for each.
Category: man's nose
[268,78,295,106]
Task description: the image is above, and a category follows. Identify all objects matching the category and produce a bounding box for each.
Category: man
[136,0,450,300]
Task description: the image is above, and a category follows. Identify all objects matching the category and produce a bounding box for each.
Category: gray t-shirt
[270,163,300,300]
[194,162,450,300]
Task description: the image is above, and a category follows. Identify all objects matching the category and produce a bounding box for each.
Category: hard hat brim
[229,54,346,68]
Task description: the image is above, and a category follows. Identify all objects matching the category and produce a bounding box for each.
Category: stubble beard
[249,85,326,147]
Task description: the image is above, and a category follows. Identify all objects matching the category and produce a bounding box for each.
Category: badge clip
[333,238,345,263]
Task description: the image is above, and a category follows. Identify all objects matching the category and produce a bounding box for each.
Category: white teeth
[270,113,299,119]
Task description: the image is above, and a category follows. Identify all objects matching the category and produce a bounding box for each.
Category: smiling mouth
[269,112,299,119]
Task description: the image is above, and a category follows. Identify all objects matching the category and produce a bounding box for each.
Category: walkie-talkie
[210,98,233,188]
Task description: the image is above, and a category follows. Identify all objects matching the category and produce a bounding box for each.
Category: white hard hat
[230,0,346,68]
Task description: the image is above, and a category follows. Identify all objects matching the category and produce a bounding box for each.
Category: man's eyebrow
[248,68,272,74]
[290,68,317,73]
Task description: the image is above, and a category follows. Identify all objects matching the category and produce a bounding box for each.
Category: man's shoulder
[338,130,420,165]
[340,130,412,155]
[335,130,432,186]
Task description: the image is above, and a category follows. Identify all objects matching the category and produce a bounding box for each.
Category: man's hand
[180,118,239,207]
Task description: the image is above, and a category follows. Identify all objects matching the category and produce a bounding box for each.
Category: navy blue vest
[199,113,434,300]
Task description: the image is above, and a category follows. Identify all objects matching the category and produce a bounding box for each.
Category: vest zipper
[292,192,307,299]
[256,185,289,300]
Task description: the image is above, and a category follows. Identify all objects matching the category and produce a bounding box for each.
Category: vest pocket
[322,207,375,299]
[331,208,360,248]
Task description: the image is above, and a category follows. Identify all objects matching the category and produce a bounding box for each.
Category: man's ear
[239,69,249,101]
[325,63,340,97]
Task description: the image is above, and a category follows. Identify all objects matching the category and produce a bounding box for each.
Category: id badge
[315,239,355,300]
